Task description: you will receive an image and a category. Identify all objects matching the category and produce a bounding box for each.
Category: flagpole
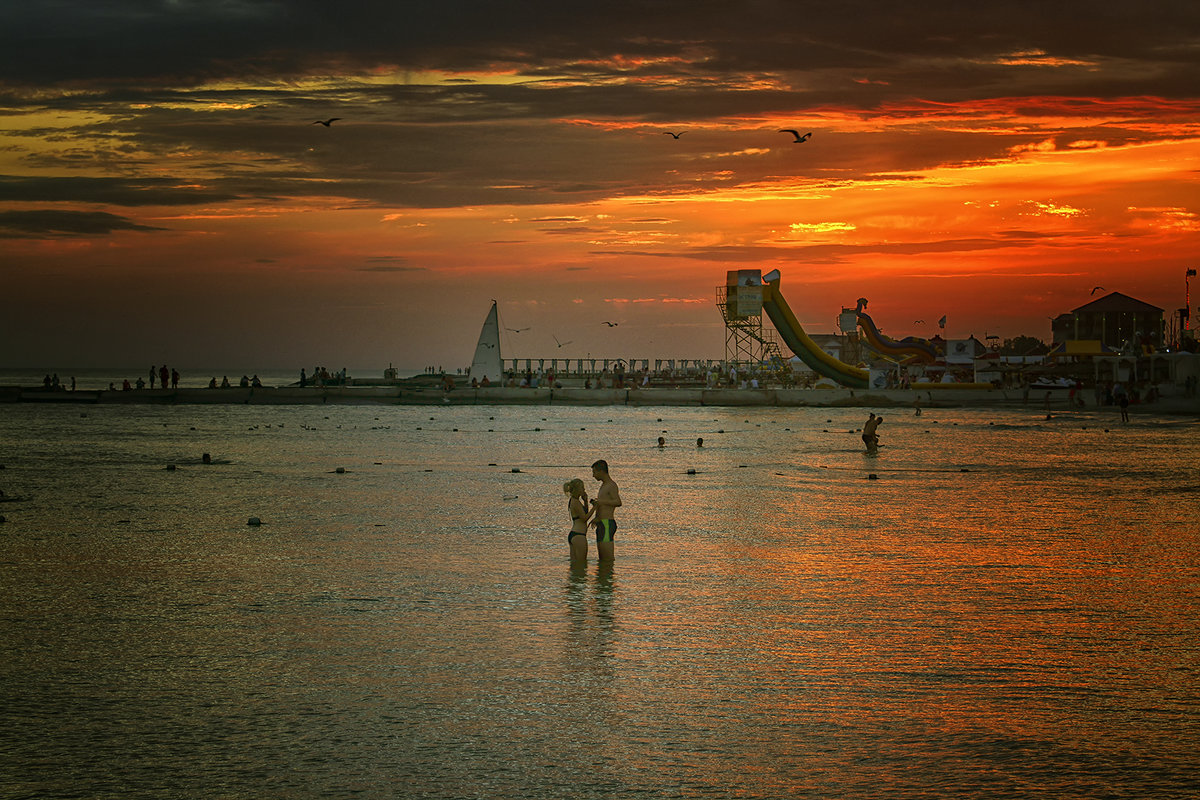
[1187,267,1197,333]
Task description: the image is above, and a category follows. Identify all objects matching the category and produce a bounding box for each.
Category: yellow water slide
[760,272,870,388]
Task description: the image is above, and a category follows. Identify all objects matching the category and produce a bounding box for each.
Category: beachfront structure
[716,270,786,370]
[1051,292,1165,352]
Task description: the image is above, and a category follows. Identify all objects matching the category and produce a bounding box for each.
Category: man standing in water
[862,413,883,454]
[591,459,622,562]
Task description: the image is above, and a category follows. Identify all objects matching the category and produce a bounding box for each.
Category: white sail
[468,301,503,383]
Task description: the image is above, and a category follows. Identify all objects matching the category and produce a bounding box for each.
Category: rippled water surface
[2,402,1199,799]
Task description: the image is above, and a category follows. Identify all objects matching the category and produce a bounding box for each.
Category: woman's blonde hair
[563,478,585,496]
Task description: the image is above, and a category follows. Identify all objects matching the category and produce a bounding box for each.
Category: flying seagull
[914,319,925,324]
[552,334,572,348]
[663,131,686,139]
[602,321,619,327]
[506,326,530,333]
[779,129,812,142]
[1091,285,1104,295]
[313,118,342,127]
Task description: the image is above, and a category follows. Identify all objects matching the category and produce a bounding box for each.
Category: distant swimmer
[862,413,883,454]
[563,478,593,563]
[657,436,666,448]
[663,131,686,139]
[779,129,812,142]
[313,118,342,126]
[591,460,622,562]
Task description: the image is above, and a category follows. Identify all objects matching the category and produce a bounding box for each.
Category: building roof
[1071,291,1163,314]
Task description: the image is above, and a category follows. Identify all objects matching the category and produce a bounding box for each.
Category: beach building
[1051,292,1165,352]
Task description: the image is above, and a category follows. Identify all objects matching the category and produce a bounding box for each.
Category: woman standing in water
[563,478,593,562]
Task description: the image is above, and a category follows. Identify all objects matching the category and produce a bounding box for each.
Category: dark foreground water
[1,403,1198,799]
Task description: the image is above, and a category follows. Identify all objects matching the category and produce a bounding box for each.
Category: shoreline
[3,384,1197,413]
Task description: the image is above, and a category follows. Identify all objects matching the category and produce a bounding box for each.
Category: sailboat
[468,301,503,384]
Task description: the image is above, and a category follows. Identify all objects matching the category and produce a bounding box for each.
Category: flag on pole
[938,314,947,329]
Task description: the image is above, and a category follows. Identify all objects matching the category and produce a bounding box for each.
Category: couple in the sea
[562,460,621,563]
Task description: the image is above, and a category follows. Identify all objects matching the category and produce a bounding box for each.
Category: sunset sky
[3,1,1199,371]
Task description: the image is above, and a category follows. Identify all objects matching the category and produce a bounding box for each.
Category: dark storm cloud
[0,209,165,237]
[0,176,240,206]
[2,0,1197,101]
[2,1,1196,212]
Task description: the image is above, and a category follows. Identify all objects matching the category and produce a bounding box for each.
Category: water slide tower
[716,269,784,370]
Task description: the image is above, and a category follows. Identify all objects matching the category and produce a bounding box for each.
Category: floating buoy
[202,453,212,464]
[960,468,970,472]
[686,468,696,475]
[374,462,382,465]
[488,463,497,466]
[452,428,458,432]
[503,495,519,501]
[423,469,433,472]
[0,515,5,523]
[718,429,724,433]
[166,464,176,471]
[868,474,878,480]
[335,467,345,474]
[247,517,262,526]
[511,468,522,473]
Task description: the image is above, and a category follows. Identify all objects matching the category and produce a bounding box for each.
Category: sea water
[1,402,1198,799]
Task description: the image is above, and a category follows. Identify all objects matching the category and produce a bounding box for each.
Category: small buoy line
[816,464,978,474]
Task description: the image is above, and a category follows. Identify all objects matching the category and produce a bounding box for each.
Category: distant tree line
[997,335,1049,356]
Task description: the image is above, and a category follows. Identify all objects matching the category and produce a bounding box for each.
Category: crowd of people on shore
[207,375,264,389]
[299,367,350,388]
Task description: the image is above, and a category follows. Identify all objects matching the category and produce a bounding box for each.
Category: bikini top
[569,498,584,520]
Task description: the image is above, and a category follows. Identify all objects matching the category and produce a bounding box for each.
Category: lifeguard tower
[715,269,784,372]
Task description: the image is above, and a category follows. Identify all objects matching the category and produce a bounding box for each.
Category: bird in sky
[313,118,341,127]
[914,319,925,324]
[506,326,530,333]
[779,129,812,142]
[602,321,619,327]
[1091,285,1105,295]
[552,334,572,348]
[663,131,686,139]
